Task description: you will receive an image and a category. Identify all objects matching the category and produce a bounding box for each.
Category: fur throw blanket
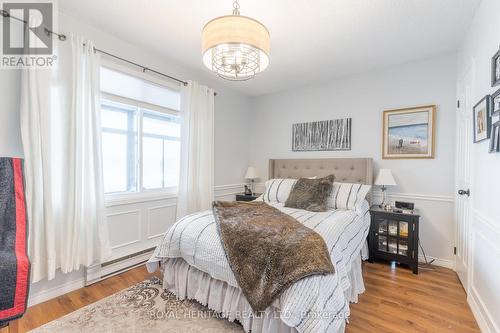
[212,201,334,312]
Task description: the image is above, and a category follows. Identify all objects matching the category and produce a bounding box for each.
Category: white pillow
[258,178,298,203]
[328,182,371,211]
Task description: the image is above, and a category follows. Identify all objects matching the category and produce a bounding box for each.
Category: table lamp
[244,167,259,195]
[374,169,397,209]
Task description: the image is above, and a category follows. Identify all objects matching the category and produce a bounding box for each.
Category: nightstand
[235,193,261,201]
[368,205,420,274]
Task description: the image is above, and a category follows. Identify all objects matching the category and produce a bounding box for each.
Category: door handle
[458,189,470,196]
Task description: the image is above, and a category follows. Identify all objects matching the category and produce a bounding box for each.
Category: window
[100,66,181,195]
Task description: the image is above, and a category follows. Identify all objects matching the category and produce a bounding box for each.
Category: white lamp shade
[374,169,397,186]
[202,14,270,80]
[244,166,259,179]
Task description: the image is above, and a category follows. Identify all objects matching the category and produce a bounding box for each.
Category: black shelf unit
[235,193,261,202]
[368,205,420,274]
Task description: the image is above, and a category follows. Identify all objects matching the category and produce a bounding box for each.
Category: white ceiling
[59,0,480,96]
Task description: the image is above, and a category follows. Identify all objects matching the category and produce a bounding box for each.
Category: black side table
[235,193,261,201]
[368,205,420,274]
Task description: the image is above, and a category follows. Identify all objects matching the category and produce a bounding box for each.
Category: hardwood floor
[1,262,479,333]
[348,262,479,333]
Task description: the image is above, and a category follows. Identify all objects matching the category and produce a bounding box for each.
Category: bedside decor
[369,206,420,274]
[374,169,397,209]
[382,105,436,159]
[473,95,492,143]
[492,46,500,87]
[244,166,259,195]
[292,118,351,151]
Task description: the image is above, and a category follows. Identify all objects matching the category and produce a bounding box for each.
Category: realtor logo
[1,1,56,68]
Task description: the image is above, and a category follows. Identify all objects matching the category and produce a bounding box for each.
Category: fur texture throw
[212,201,334,312]
[285,174,335,212]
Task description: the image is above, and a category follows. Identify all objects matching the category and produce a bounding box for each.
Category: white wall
[249,53,457,267]
[0,11,251,305]
[457,0,500,331]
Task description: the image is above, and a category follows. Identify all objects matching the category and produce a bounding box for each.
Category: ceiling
[59,0,480,96]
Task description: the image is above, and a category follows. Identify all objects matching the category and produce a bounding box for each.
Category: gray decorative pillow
[285,174,335,212]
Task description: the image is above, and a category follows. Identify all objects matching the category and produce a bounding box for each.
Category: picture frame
[492,87,500,116]
[489,123,500,154]
[489,111,500,153]
[473,95,492,143]
[492,47,500,87]
[382,105,436,159]
[292,118,351,151]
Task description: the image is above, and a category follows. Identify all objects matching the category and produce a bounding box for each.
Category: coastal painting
[382,106,436,159]
[292,118,351,151]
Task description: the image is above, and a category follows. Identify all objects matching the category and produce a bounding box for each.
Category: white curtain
[20,35,111,282]
[176,81,215,219]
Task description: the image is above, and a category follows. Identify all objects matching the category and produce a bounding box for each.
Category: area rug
[30,277,243,333]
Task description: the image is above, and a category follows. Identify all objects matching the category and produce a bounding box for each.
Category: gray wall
[249,53,457,194]
[249,53,457,264]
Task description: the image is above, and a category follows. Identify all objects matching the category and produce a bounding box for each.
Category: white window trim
[101,92,179,117]
[101,58,181,93]
[100,60,182,203]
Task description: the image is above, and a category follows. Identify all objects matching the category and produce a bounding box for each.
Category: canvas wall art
[292,118,351,151]
[382,105,436,159]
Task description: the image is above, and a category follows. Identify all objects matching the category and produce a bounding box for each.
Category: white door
[455,65,473,290]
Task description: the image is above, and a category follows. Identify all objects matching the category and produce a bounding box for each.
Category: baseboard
[418,255,455,270]
[85,249,154,286]
[469,286,498,333]
[28,252,153,307]
[28,276,85,307]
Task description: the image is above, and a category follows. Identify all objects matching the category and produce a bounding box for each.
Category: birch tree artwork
[292,118,351,151]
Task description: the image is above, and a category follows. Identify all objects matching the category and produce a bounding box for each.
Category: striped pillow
[328,182,371,211]
[258,178,298,203]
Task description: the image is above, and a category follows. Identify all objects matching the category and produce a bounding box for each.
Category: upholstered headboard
[268,158,373,184]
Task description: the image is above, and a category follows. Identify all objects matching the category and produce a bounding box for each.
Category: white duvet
[147,201,370,333]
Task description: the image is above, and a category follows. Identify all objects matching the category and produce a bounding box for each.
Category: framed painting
[473,95,492,143]
[382,105,436,159]
[492,47,500,87]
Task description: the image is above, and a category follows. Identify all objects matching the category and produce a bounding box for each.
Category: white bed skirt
[161,248,367,333]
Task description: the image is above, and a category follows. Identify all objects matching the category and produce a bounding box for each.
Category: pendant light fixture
[202,0,270,81]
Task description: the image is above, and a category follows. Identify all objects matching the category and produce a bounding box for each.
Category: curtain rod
[0,9,217,96]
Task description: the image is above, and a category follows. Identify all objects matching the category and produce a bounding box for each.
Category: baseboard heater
[85,247,155,286]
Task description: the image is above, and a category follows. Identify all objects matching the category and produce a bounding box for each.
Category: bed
[147,158,373,333]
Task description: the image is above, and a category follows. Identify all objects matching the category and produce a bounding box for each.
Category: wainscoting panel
[146,204,177,240]
[106,198,172,262]
[106,210,141,250]
[104,184,244,264]
[468,210,500,333]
